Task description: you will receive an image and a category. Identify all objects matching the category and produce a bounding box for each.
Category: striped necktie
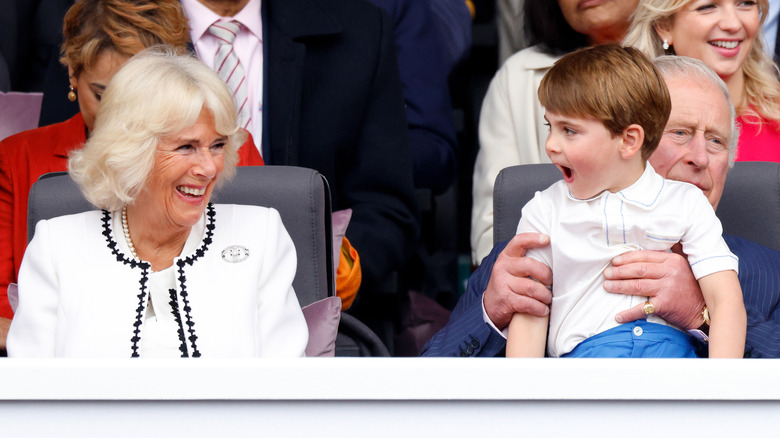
[208,20,250,129]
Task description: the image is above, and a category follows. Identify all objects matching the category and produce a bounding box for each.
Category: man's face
[649,76,732,210]
[196,0,251,16]
[556,0,639,44]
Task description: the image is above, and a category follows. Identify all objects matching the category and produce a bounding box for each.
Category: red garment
[0,114,263,318]
[736,114,780,163]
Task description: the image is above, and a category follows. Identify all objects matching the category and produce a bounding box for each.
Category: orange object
[466,0,475,19]
[336,237,361,311]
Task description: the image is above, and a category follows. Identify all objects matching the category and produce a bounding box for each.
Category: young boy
[506,45,746,358]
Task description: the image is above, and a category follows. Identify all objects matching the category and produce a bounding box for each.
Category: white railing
[1,358,778,436]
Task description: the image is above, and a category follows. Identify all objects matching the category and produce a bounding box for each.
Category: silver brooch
[221,245,250,263]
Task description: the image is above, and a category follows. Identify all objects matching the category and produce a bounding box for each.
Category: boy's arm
[506,192,553,358]
[698,270,746,358]
[506,313,548,357]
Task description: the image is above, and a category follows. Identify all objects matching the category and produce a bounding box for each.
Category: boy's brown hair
[538,44,671,161]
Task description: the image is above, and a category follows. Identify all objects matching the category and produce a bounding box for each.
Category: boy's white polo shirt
[483,164,738,357]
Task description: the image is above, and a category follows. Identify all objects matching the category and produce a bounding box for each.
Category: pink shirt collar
[181,0,263,42]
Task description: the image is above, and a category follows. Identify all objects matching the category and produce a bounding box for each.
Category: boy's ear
[620,124,644,160]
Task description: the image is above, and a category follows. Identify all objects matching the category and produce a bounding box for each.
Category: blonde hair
[61,0,190,78]
[538,44,671,161]
[69,47,246,211]
[654,55,740,166]
[624,0,780,125]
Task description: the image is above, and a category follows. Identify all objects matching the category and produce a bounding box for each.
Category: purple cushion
[0,92,43,141]
[302,296,342,357]
[7,283,17,313]
[331,209,352,268]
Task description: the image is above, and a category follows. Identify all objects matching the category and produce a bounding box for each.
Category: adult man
[422,56,780,358]
[181,0,419,299]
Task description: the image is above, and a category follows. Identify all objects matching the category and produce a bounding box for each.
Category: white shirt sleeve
[515,190,554,270]
[481,292,509,339]
[680,188,739,278]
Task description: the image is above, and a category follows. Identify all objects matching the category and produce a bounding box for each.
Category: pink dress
[736,113,780,163]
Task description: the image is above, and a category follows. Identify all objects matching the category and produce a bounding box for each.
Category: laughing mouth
[710,40,739,49]
[177,186,206,197]
[561,166,573,180]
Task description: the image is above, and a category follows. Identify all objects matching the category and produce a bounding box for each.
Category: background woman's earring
[67,86,77,102]
[662,40,670,51]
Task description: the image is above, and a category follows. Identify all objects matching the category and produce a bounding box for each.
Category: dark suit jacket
[420,236,780,358]
[369,0,458,194]
[0,0,17,92]
[2,0,74,93]
[0,52,10,91]
[262,0,420,294]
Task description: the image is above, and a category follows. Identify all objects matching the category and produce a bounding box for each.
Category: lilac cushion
[331,208,352,268]
[7,283,17,313]
[302,296,342,357]
[0,92,43,141]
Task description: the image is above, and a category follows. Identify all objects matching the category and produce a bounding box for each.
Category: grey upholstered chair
[493,162,780,252]
[28,166,333,306]
[27,165,390,356]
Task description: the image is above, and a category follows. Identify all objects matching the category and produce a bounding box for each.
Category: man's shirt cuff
[481,292,508,339]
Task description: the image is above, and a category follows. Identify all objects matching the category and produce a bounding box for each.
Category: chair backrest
[493,164,560,247]
[27,165,334,307]
[494,162,780,252]
[718,161,780,251]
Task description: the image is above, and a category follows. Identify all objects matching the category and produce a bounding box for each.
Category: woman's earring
[67,85,77,102]
[662,39,670,51]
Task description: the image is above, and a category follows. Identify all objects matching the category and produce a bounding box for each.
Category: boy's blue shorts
[561,320,699,358]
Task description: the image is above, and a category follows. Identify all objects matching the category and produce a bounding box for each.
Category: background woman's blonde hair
[61,0,190,78]
[624,0,780,125]
[69,47,246,211]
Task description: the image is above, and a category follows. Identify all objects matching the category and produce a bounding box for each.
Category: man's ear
[654,18,673,47]
[620,124,644,160]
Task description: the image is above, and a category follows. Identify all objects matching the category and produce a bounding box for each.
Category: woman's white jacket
[7,203,308,357]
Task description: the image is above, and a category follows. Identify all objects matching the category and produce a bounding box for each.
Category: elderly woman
[625,0,780,163]
[0,0,263,350]
[6,48,307,357]
[471,0,639,265]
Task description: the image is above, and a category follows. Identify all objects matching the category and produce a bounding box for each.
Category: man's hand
[603,247,705,330]
[484,233,553,331]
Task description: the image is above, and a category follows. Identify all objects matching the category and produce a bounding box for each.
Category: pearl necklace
[121,206,139,259]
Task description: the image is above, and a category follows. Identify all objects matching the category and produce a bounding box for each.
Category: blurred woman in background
[625,0,780,163]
